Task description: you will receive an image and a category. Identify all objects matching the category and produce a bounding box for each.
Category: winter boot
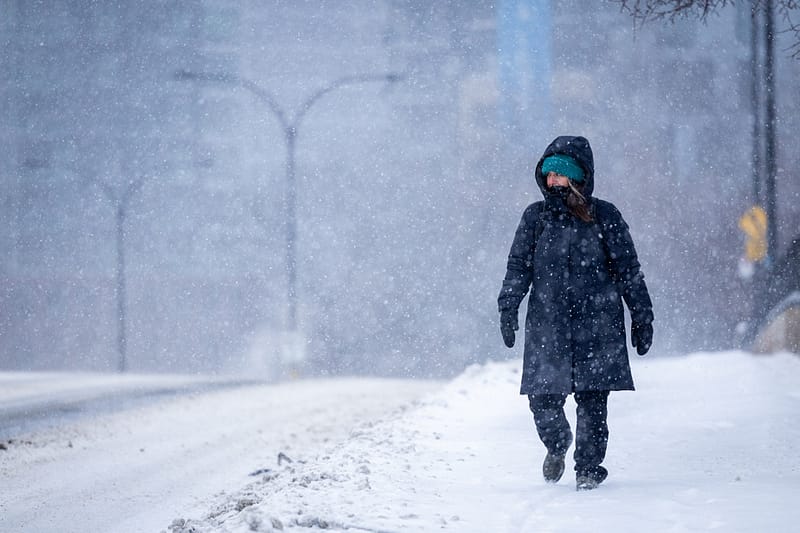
[542,452,566,483]
[575,466,608,491]
[575,475,598,491]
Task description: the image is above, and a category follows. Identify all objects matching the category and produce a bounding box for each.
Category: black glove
[500,310,519,348]
[631,321,653,356]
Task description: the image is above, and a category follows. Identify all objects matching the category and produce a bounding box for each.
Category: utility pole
[750,3,762,205]
[764,0,778,262]
[743,0,779,341]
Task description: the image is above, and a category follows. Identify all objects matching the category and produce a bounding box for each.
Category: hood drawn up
[534,136,595,198]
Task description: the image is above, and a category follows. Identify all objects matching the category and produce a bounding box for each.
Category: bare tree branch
[776,0,800,57]
[612,0,800,57]
[613,0,736,24]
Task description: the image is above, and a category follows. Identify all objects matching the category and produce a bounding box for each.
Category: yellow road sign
[738,206,767,262]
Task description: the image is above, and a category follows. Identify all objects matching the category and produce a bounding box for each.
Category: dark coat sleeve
[498,203,541,313]
[596,201,654,325]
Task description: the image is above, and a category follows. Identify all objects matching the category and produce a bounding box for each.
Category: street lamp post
[175,69,402,332]
[96,175,148,372]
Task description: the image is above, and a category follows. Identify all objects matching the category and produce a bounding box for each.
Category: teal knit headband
[541,154,584,183]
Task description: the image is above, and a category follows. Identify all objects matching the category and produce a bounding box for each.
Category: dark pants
[528,391,610,478]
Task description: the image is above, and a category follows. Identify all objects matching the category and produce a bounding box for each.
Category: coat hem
[519,385,636,395]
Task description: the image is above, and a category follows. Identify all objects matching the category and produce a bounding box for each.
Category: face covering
[543,185,570,214]
[546,185,570,199]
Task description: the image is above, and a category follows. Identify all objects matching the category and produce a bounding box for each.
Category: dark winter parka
[498,136,654,395]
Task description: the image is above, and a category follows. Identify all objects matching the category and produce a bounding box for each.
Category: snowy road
[0,372,260,440]
[0,376,437,533]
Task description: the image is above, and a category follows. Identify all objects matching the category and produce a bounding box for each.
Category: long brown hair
[566,180,593,222]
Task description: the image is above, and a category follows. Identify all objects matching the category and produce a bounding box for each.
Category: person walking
[497,135,654,491]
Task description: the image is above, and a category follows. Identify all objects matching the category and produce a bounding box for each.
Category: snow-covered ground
[0,375,437,533]
[2,351,799,533]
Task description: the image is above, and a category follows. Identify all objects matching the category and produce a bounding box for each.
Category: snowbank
[172,351,800,533]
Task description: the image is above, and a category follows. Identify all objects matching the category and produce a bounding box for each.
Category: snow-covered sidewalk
[175,351,800,533]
